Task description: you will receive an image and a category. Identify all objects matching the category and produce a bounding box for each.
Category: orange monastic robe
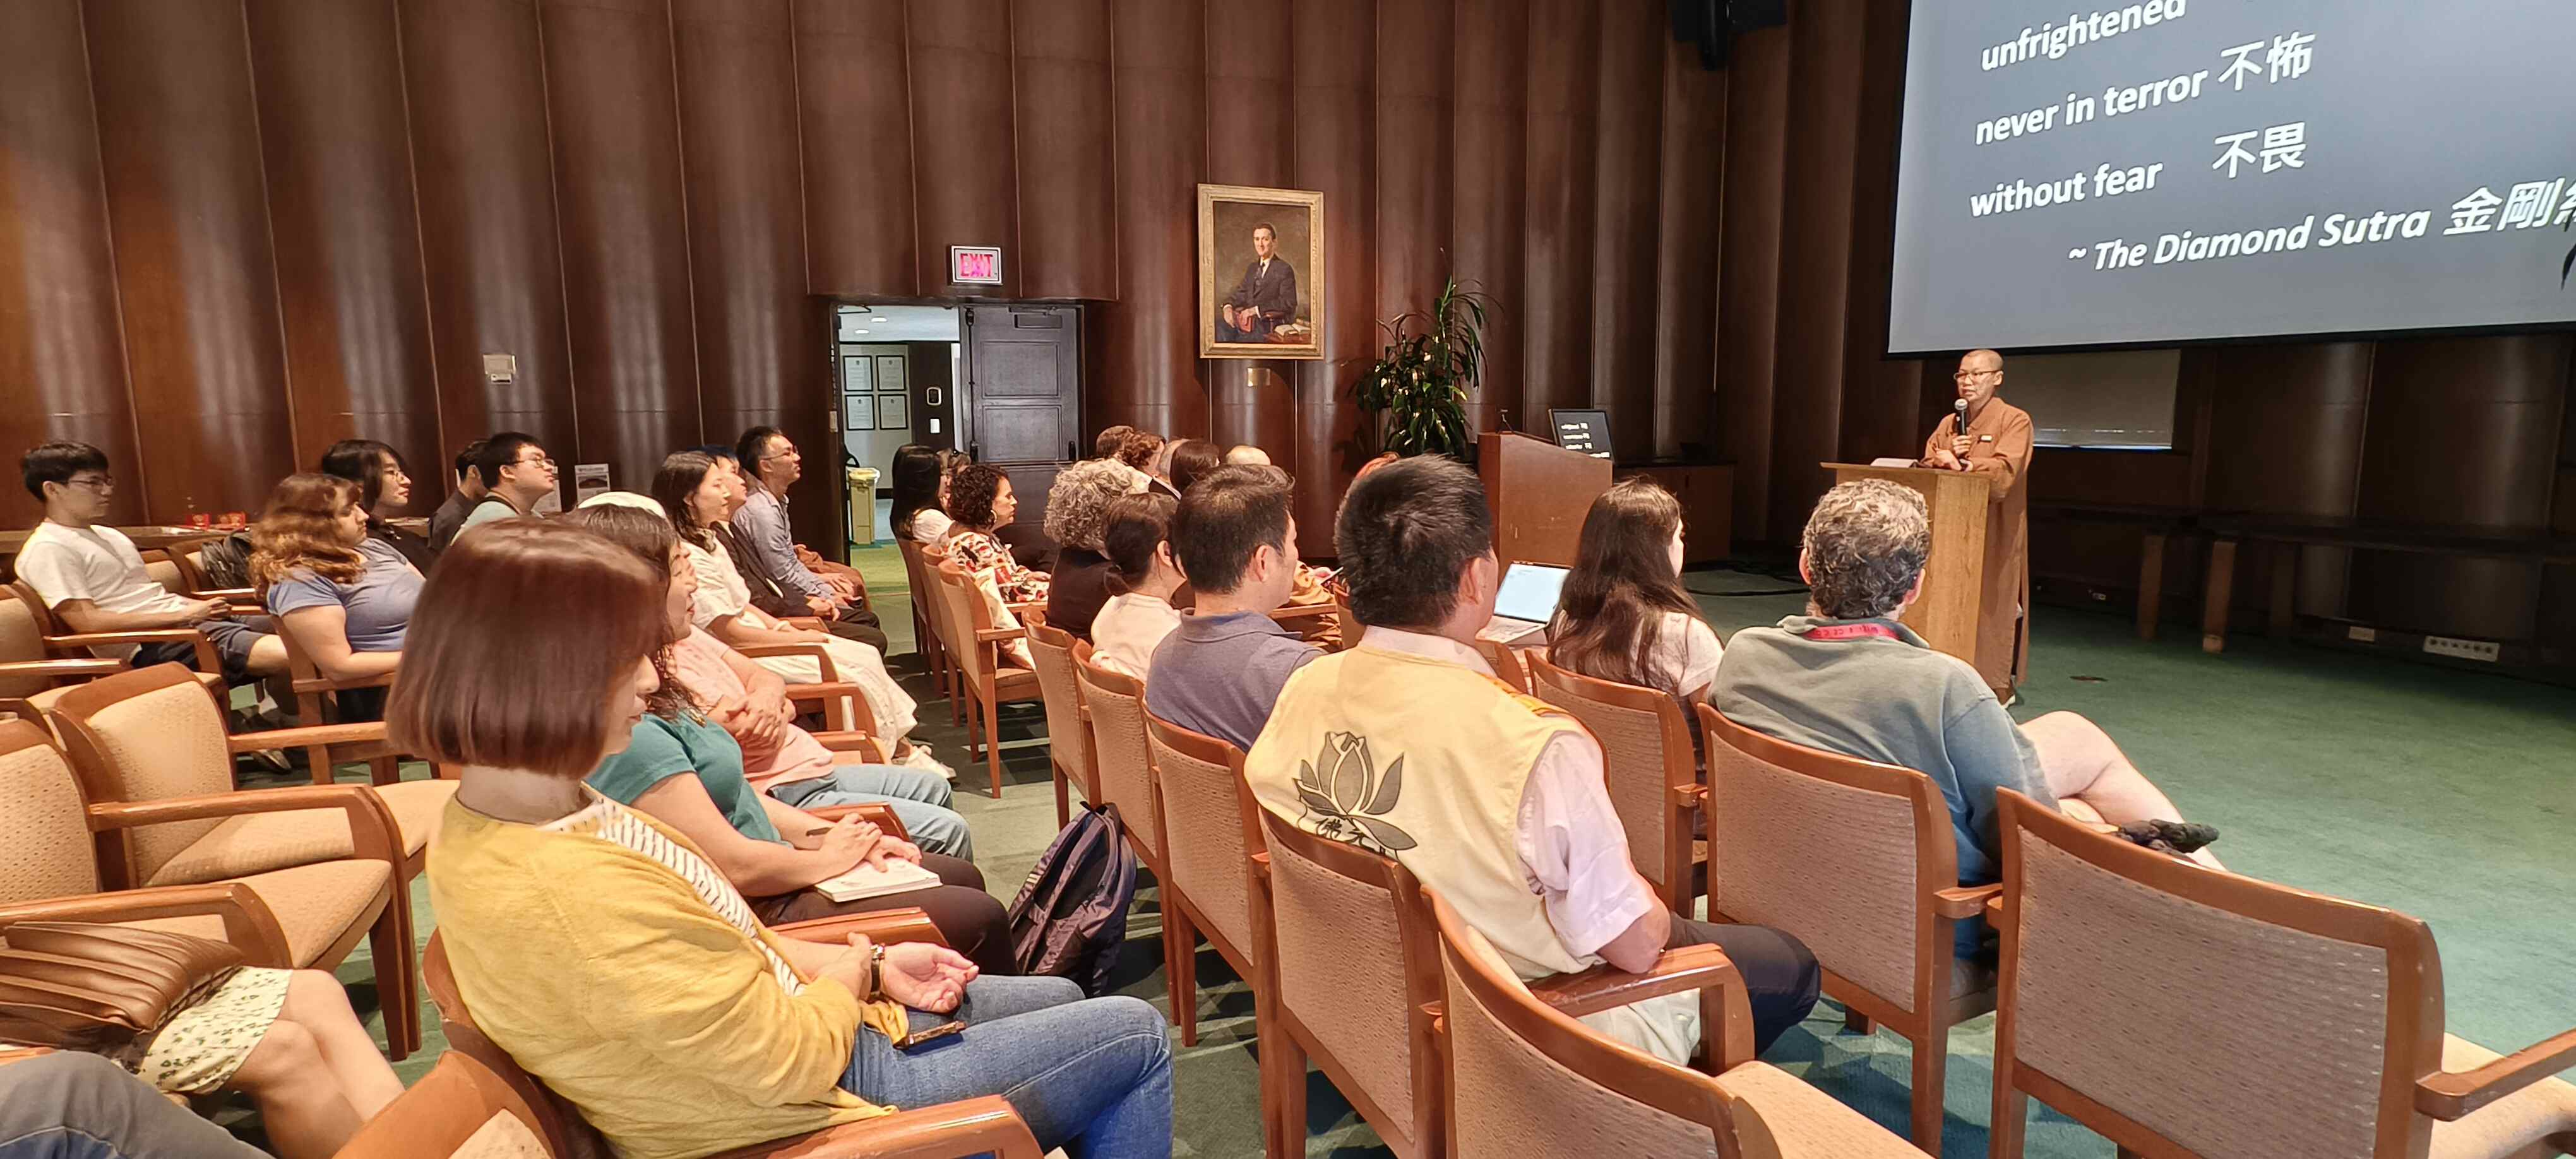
[1923,398,2032,694]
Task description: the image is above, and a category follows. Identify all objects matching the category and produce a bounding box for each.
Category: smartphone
[893,1021,965,1050]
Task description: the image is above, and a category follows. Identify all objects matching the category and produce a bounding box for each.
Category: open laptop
[1477,562,1571,645]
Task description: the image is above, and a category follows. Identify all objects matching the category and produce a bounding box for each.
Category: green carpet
[323,549,2572,1157]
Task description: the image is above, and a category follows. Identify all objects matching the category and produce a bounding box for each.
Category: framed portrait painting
[1198,184,1324,359]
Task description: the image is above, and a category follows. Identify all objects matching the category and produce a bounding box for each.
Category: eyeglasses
[761,446,799,462]
[64,476,114,491]
[1952,369,2001,383]
[515,455,557,470]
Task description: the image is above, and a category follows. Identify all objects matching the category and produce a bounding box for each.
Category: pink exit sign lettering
[950,246,1003,285]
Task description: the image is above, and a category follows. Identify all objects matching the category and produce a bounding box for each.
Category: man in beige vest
[1244,457,1818,1064]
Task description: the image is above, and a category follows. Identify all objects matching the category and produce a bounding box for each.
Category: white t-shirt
[1649,610,1726,703]
[907,508,953,544]
[1090,591,1181,680]
[683,538,756,631]
[15,521,196,661]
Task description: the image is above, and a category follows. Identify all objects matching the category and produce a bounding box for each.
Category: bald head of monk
[1953,349,2004,415]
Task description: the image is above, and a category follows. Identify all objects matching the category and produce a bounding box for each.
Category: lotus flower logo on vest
[1292,730,1417,854]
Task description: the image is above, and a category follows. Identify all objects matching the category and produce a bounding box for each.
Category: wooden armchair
[9,578,219,675]
[1698,704,1993,1152]
[1068,650,1186,1028]
[1527,655,1705,913]
[1476,638,1535,694]
[335,1052,552,1157]
[44,665,455,1054]
[268,617,403,787]
[422,914,1043,1159]
[166,537,258,603]
[0,588,129,721]
[1427,888,1921,1159]
[1144,711,1265,1048]
[0,718,414,1059]
[897,539,957,720]
[931,561,1039,799]
[1027,622,1100,828]
[1251,807,1448,1159]
[1991,790,2576,1159]
[732,638,876,735]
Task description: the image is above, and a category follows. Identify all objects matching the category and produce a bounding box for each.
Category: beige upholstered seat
[0,588,137,720]
[42,665,434,1055]
[0,718,410,1058]
[1528,655,1705,912]
[1253,807,1446,1159]
[1027,621,1099,828]
[1430,888,1918,1159]
[1144,711,1265,1048]
[1698,704,1996,1153]
[1993,790,2576,1159]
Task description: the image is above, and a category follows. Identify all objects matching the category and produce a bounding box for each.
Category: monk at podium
[1921,349,2033,700]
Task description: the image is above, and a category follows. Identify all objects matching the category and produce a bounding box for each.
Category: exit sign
[950,246,1003,285]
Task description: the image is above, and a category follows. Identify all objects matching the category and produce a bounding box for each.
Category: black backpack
[1002,803,1138,996]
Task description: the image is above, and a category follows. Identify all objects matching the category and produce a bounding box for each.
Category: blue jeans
[769,764,975,859]
[841,977,1171,1158]
[0,1052,264,1158]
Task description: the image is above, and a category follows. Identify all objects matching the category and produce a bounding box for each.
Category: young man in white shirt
[1242,456,1818,1064]
[15,441,286,681]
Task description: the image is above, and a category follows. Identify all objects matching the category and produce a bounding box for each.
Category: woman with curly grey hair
[1040,458,1140,639]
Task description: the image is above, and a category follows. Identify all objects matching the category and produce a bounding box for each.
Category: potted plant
[1351,276,1488,460]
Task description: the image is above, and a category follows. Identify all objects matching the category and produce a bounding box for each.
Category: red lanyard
[1802,622,1900,642]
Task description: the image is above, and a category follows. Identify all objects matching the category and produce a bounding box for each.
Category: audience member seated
[1089,493,1182,681]
[652,454,925,757]
[1164,439,1221,495]
[1142,466,1318,750]
[1221,443,1272,467]
[563,505,972,858]
[0,1051,266,1158]
[1039,459,1135,641]
[424,439,487,553]
[1546,478,1723,708]
[1092,424,1136,461]
[249,473,420,719]
[0,968,402,1159]
[15,441,287,682]
[942,464,1049,603]
[317,438,436,571]
[454,432,558,537]
[701,446,888,654]
[1244,456,1820,1064]
[886,444,953,545]
[732,427,864,615]
[1115,431,1176,499]
[409,523,1172,1159]
[1709,479,2222,954]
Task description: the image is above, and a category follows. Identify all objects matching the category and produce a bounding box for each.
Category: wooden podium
[1482,431,1613,566]
[1822,463,1996,664]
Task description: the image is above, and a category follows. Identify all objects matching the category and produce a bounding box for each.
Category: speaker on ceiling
[1669,0,1790,69]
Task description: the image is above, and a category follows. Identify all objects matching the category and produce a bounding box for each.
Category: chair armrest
[772,908,949,949]
[2417,1027,2576,1119]
[780,617,828,631]
[1935,884,2004,920]
[784,681,866,705]
[1003,601,1043,617]
[226,720,390,753]
[288,671,397,696]
[763,1095,1041,1159]
[737,642,840,682]
[48,628,201,647]
[0,882,292,966]
[194,587,259,602]
[1670,783,1708,807]
[0,1048,57,1065]
[1985,893,2005,925]
[88,785,402,865]
[811,732,891,763]
[974,626,1027,643]
[0,658,127,680]
[803,803,912,845]
[1530,942,1758,1071]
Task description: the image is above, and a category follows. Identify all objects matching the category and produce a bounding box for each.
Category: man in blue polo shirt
[1143,465,1320,751]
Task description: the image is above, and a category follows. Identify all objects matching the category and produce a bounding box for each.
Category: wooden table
[2195,514,2576,653]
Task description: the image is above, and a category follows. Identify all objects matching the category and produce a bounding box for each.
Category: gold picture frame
[1198,183,1324,360]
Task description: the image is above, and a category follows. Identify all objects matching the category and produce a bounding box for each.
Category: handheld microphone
[1953,397,1969,425]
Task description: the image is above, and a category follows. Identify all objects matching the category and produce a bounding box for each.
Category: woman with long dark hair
[317,438,437,569]
[1544,478,1723,706]
[887,444,955,544]
[1087,492,1182,679]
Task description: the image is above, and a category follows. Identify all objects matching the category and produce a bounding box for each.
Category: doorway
[957,303,1082,566]
[834,304,960,544]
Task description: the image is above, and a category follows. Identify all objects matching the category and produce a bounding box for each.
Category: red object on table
[186,513,211,529]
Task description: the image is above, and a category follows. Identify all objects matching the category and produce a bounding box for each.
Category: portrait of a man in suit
[1198,184,1323,359]
[1217,223,1297,342]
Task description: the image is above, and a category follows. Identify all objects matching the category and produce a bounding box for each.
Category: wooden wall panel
[1520,0,1599,419]
[1011,0,1117,301]
[1200,0,1294,458]
[542,0,700,495]
[1763,0,1866,539]
[672,0,832,540]
[400,0,578,458]
[1371,0,1452,331]
[1715,25,1790,539]
[1830,0,1922,468]
[1589,0,1662,461]
[1098,0,1205,442]
[1650,35,1724,461]
[908,0,1018,297]
[1290,0,1373,556]
[0,0,143,526]
[246,0,441,506]
[85,0,295,519]
[1450,0,1528,439]
[796,0,917,298]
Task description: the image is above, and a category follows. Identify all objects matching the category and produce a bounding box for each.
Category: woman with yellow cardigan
[402,522,1172,1159]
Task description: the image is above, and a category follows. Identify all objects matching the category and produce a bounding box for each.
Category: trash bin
[845,466,879,548]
